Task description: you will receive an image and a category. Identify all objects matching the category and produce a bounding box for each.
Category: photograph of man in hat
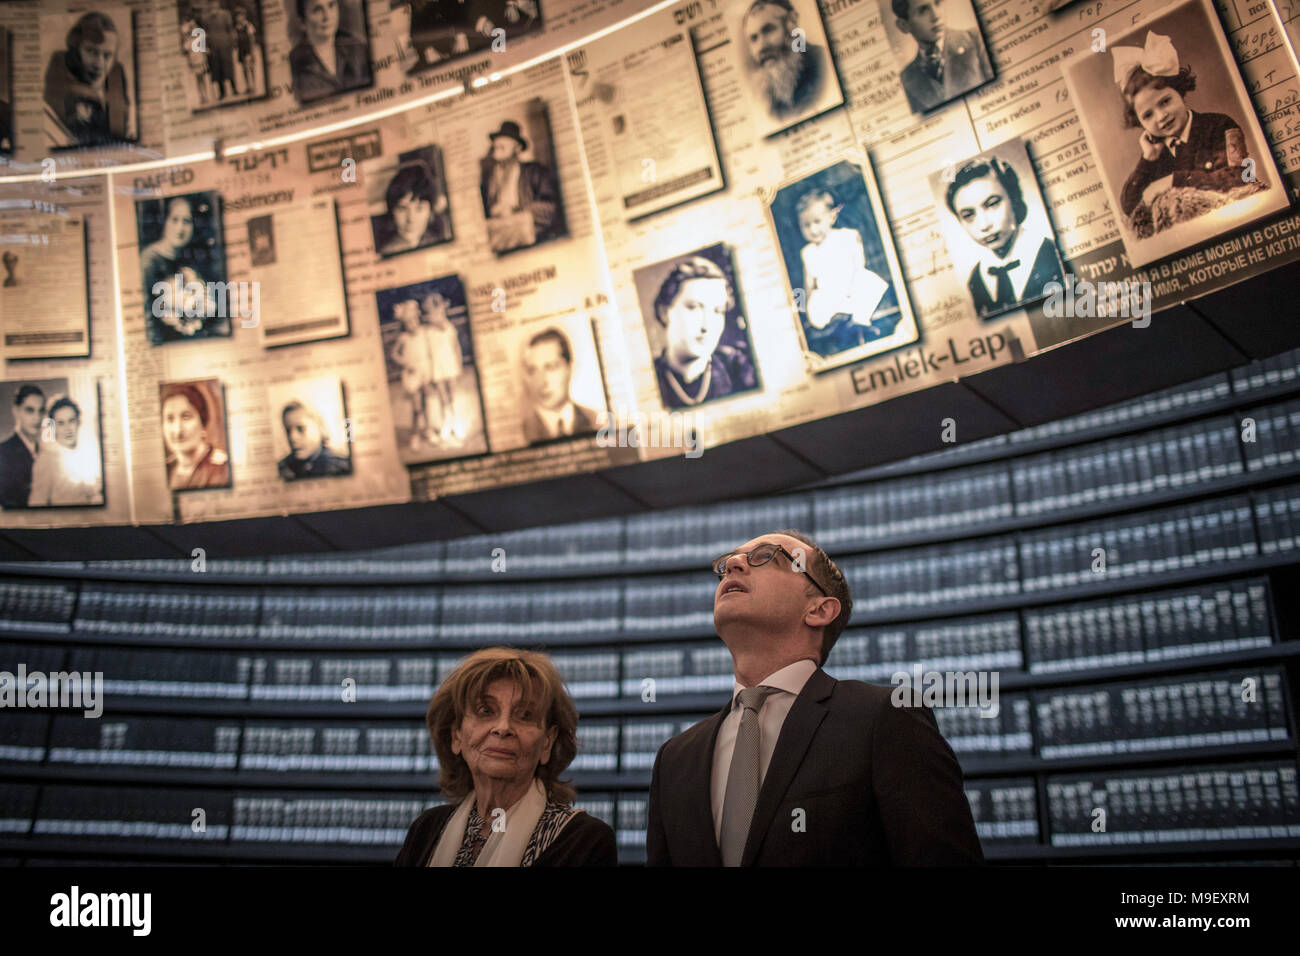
[478,102,567,254]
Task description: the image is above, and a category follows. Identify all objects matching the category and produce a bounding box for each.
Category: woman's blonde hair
[427,647,578,804]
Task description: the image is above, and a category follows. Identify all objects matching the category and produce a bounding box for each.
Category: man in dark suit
[479,120,565,252]
[647,529,984,866]
[520,327,599,443]
[893,0,993,114]
[0,384,46,509]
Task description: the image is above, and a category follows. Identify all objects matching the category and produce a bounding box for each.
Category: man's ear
[896,19,913,39]
[806,596,840,629]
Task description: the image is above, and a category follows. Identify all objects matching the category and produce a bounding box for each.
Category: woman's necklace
[665,360,711,406]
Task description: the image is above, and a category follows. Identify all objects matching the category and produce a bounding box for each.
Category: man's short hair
[385,162,437,214]
[944,156,1028,226]
[14,384,44,407]
[776,528,852,665]
[891,0,915,19]
[527,327,572,366]
[745,0,795,18]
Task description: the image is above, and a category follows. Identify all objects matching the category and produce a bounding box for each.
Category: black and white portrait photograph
[376,274,488,464]
[727,0,843,138]
[247,213,276,266]
[766,156,918,372]
[159,379,231,491]
[365,144,453,257]
[0,378,104,510]
[0,25,13,155]
[135,191,231,344]
[267,377,352,481]
[633,243,761,410]
[285,0,373,106]
[1063,0,1288,267]
[930,140,1066,321]
[880,0,994,115]
[177,0,268,112]
[515,319,605,445]
[406,0,543,73]
[477,99,567,255]
[41,6,139,148]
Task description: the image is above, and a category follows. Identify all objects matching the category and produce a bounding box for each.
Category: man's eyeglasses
[712,542,829,596]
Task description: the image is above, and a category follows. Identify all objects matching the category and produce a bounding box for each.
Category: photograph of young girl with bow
[1063,0,1287,267]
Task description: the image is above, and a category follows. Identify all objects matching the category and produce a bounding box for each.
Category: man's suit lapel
[741,668,834,866]
[684,705,728,866]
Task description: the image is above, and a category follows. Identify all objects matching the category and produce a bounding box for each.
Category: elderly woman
[396,647,616,866]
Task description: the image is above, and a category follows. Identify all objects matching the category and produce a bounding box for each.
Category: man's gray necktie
[719,685,778,866]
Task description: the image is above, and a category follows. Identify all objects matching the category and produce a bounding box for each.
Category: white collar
[975,223,1047,299]
[730,658,817,708]
[1167,110,1194,151]
[534,401,575,437]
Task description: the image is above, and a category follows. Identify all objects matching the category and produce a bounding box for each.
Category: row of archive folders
[1047,760,1300,846]
[1,486,1299,641]
[2,763,1296,860]
[0,713,710,776]
[1,666,1287,773]
[0,574,1279,708]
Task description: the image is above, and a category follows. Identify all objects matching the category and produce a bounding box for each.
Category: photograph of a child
[376,275,488,464]
[177,0,267,112]
[1063,0,1287,267]
[767,157,918,371]
[880,0,994,115]
[633,244,760,410]
[266,377,352,481]
[135,191,231,345]
[365,145,452,257]
[930,140,1066,321]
